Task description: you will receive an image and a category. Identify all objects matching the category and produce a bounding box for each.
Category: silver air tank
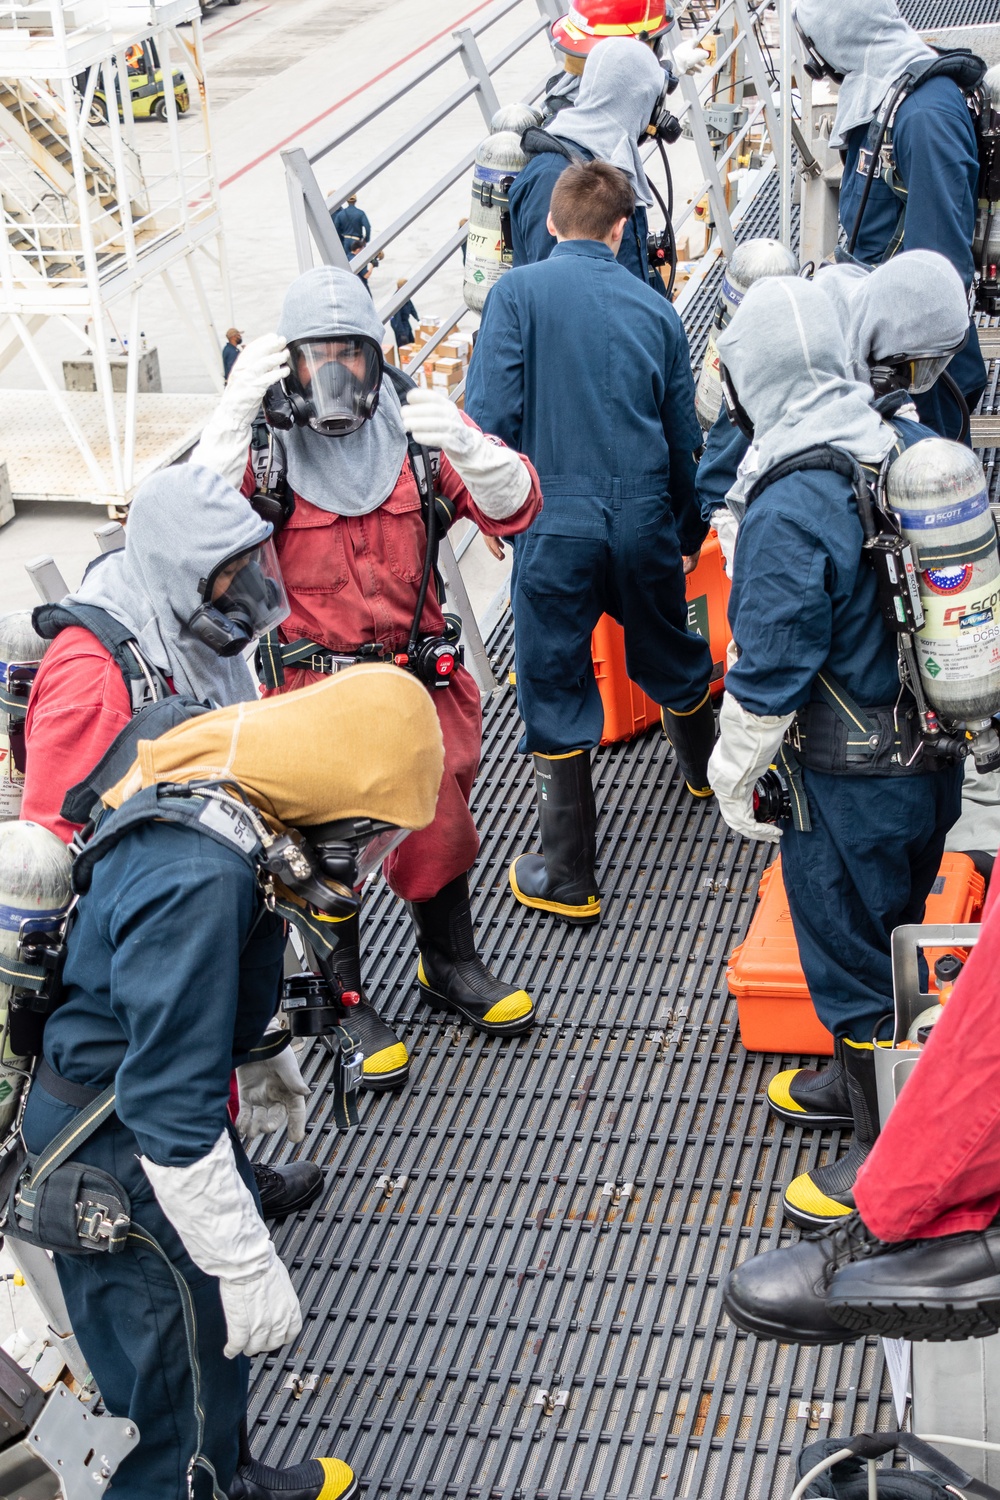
[695,238,799,430]
[887,438,1000,769]
[973,64,1000,274]
[0,821,72,1133]
[463,105,543,313]
[0,611,47,822]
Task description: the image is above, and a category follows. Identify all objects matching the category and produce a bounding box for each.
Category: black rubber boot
[409,874,535,1035]
[324,911,409,1091]
[829,1218,1000,1342]
[252,1161,324,1222]
[229,1456,357,1500]
[767,1038,852,1129]
[508,750,600,922]
[723,1212,883,1345]
[783,1040,881,1230]
[661,689,716,797]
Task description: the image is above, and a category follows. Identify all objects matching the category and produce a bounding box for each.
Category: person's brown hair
[548,160,635,242]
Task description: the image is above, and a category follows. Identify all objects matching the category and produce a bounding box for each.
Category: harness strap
[24,1081,117,1194]
[0,953,48,993]
[813,671,880,740]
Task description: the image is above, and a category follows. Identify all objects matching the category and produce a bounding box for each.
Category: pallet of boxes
[397,320,472,406]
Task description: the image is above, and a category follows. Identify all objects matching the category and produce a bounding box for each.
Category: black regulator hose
[407,443,439,658]
[941,369,972,446]
[646,139,678,299]
[846,73,911,258]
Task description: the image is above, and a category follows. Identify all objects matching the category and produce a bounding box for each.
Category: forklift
[90,40,189,123]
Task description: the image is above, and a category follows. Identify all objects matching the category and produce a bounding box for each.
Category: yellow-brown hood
[104,664,444,833]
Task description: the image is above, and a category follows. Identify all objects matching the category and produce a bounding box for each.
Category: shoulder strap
[24,1083,117,1193]
[745,443,863,504]
[60,696,212,827]
[520,126,579,162]
[32,602,171,713]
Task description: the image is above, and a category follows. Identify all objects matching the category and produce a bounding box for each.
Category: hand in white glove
[673,39,712,75]
[710,505,740,579]
[190,332,289,489]
[401,389,531,521]
[236,1043,310,1143]
[708,690,796,845]
[142,1132,302,1359]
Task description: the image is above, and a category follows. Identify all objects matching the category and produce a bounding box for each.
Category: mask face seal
[869,330,969,398]
[792,14,845,84]
[719,362,755,442]
[264,335,384,437]
[301,816,411,891]
[646,66,682,142]
[189,536,289,657]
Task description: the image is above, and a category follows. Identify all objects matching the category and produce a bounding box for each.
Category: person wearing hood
[792,0,987,442]
[509,37,675,296]
[539,4,709,121]
[466,159,713,924]
[191,266,543,1070]
[708,277,964,1229]
[17,669,444,1500]
[21,457,322,1226]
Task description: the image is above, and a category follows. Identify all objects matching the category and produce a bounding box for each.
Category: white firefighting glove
[673,40,713,74]
[141,1131,302,1359]
[401,389,531,520]
[190,333,290,489]
[710,506,739,578]
[236,1043,310,1143]
[708,691,795,845]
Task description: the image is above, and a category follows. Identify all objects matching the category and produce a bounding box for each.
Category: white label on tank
[0,732,23,820]
[918,589,1000,682]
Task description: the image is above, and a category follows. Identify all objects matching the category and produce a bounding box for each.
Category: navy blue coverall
[726,421,963,1043]
[465,239,711,753]
[390,298,419,348]
[332,202,371,254]
[22,820,285,1500]
[696,407,749,524]
[508,135,667,298]
[839,74,987,441]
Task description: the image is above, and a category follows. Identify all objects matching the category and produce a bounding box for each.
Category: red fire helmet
[551,1,674,58]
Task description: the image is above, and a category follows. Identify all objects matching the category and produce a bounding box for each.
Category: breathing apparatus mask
[263,334,384,437]
[719,361,755,441]
[188,537,288,657]
[646,63,682,143]
[869,328,969,399]
[792,14,845,85]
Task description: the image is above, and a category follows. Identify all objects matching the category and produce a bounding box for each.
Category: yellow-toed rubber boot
[409,874,535,1036]
[767,1038,852,1128]
[661,690,717,797]
[509,749,601,923]
[229,1455,357,1499]
[783,1039,881,1230]
[325,910,409,1090]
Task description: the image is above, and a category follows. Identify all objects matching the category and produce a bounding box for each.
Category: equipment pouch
[4,1156,131,1256]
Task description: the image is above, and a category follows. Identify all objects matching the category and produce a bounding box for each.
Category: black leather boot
[252,1161,324,1222]
[325,911,409,1091]
[509,750,600,922]
[230,1456,357,1499]
[829,1219,1000,1342]
[661,689,716,797]
[723,1212,882,1344]
[409,874,535,1035]
[783,1040,881,1230]
[767,1038,852,1128]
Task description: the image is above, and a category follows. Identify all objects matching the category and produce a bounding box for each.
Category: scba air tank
[0,611,48,821]
[973,65,1000,277]
[887,438,1000,760]
[463,104,543,313]
[0,821,72,1133]
[694,238,798,430]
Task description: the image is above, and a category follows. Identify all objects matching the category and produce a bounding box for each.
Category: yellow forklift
[91,40,189,123]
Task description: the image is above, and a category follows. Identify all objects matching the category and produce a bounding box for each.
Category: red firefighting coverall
[245,425,542,902]
[854,875,1000,1240]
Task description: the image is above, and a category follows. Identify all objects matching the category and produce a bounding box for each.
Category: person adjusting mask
[792,0,987,441]
[192,267,543,1092]
[709,277,964,1230]
[510,36,675,294]
[14,668,443,1500]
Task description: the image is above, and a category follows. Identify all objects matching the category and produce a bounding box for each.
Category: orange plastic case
[727,851,985,1056]
[591,530,733,745]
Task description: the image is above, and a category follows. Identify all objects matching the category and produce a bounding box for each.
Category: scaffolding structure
[0,0,230,507]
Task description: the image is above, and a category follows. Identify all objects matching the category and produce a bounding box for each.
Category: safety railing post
[454,26,502,127]
[282,147,352,272]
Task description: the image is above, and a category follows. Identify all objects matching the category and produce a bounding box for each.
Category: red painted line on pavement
[206,5,270,40]
[218,0,498,189]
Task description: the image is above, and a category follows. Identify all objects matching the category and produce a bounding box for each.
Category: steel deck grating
[901,0,1000,27]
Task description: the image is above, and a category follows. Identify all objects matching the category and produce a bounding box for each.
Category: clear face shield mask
[188,537,289,657]
[300,817,411,893]
[869,329,969,398]
[285,335,384,437]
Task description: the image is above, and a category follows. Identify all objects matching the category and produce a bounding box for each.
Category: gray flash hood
[547,37,666,207]
[277,266,408,516]
[847,249,970,375]
[66,463,270,705]
[716,276,895,479]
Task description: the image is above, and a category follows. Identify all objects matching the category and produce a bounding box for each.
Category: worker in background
[22,456,323,1225]
[709,277,963,1228]
[793,0,987,442]
[332,193,371,257]
[466,161,713,926]
[222,326,243,382]
[510,37,676,295]
[20,671,443,1499]
[723,875,1000,1349]
[540,3,710,120]
[192,267,543,1066]
[390,280,419,348]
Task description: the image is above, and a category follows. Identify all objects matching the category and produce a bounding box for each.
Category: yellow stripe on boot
[508,859,601,920]
[316,1458,357,1500]
[362,1042,409,1079]
[783,1168,854,1224]
[482,989,533,1024]
[766,1069,808,1115]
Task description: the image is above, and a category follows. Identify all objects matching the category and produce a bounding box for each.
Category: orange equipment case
[727,851,986,1055]
[591,529,732,745]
